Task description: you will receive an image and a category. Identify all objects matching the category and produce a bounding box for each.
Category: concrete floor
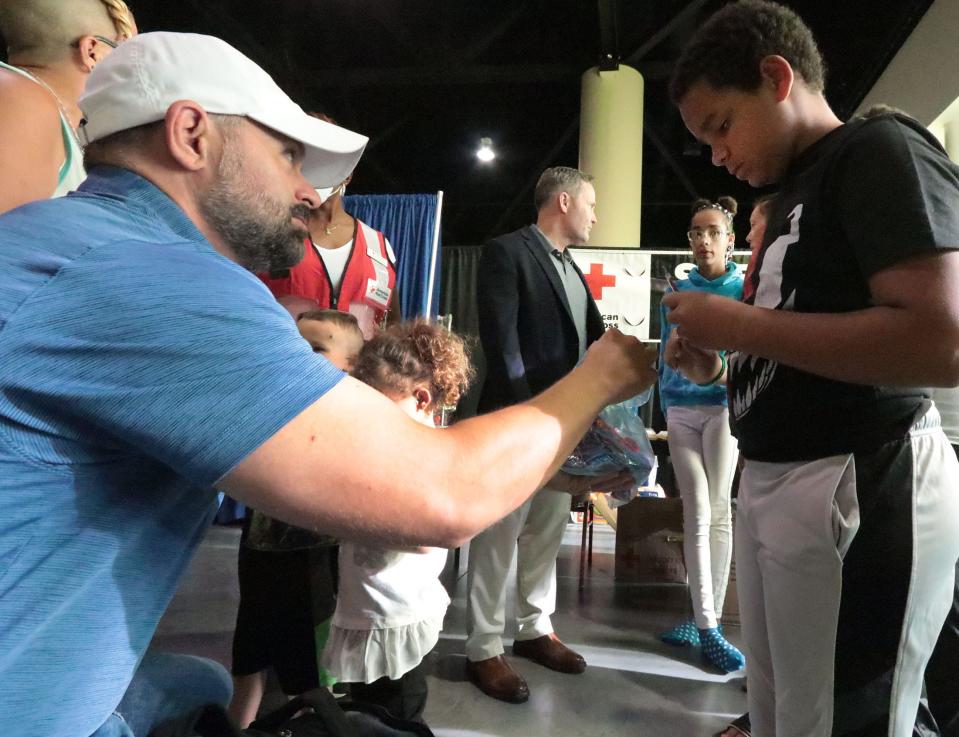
[152,521,747,736]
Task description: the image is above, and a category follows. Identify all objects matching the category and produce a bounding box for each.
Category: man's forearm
[734,304,959,387]
[665,252,959,388]
[222,331,656,551]
[439,360,613,531]
[422,332,656,546]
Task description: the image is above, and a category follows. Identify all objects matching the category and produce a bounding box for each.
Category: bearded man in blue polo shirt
[0,33,657,737]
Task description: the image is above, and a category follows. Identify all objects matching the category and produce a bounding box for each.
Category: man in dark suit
[465,166,605,703]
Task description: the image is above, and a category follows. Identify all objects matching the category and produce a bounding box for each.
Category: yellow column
[578,65,644,249]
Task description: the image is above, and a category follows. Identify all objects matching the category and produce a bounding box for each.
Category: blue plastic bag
[561,385,656,504]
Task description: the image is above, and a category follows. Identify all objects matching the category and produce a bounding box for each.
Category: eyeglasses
[71,35,119,49]
[687,226,728,242]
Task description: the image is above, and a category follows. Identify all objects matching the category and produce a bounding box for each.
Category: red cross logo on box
[584,262,616,300]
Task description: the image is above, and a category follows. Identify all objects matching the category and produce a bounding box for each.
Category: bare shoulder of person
[0,72,65,206]
[0,70,62,120]
[0,75,64,156]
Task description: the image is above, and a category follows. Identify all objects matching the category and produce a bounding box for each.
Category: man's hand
[661,291,749,352]
[664,331,724,385]
[580,328,658,405]
[549,469,636,497]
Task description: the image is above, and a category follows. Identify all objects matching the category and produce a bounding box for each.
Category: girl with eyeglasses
[658,196,745,673]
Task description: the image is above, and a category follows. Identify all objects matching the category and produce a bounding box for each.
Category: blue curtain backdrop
[343,193,441,318]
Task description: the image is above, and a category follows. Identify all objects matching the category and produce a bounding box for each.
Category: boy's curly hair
[353,320,475,411]
[670,0,826,104]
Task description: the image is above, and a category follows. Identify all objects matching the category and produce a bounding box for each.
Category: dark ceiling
[12,0,939,247]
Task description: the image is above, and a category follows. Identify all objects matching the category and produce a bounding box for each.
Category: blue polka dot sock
[659,618,700,646]
[699,626,746,673]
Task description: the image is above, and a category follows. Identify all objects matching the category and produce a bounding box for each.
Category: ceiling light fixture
[476,137,495,163]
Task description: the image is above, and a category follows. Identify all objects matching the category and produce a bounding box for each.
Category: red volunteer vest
[259,219,396,326]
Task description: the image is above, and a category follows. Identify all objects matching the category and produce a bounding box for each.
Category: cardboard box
[722,508,740,626]
[614,497,686,584]
[723,552,740,626]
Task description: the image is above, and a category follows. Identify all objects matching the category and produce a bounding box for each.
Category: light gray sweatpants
[737,407,959,737]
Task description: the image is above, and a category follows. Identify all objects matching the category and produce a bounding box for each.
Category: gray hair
[533,166,594,212]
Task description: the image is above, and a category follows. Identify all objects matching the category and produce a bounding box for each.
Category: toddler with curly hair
[321,319,474,722]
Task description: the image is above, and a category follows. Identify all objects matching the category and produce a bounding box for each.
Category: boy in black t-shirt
[664,2,959,735]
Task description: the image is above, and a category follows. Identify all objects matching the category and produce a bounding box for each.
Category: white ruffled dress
[322,542,449,683]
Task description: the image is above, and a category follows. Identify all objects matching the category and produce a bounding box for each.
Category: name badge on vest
[365,258,391,307]
[365,237,388,267]
[366,278,391,308]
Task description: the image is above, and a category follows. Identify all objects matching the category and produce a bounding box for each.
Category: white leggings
[667,405,739,630]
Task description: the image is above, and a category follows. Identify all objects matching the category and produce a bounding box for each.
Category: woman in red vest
[259,174,401,338]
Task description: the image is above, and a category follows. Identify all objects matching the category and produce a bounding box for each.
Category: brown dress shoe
[465,655,530,703]
[512,633,587,674]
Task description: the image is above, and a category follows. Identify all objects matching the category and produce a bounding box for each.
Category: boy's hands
[580,328,658,405]
[664,331,725,385]
[662,291,749,352]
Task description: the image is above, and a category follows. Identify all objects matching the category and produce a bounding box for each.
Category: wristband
[696,352,727,387]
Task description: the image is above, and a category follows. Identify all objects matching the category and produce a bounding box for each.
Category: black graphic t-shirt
[730,113,959,462]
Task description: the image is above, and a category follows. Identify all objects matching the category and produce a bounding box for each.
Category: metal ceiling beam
[296,61,673,88]
[482,117,581,241]
[184,0,272,72]
[362,3,423,60]
[643,118,700,199]
[625,0,710,64]
[597,0,621,69]
[462,0,704,240]
[452,5,529,65]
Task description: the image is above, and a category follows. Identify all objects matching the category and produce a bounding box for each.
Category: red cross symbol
[584,262,616,300]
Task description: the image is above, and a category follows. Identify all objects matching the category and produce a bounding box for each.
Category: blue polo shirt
[0,167,344,737]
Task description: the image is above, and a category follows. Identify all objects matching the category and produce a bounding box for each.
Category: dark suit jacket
[477,225,605,414]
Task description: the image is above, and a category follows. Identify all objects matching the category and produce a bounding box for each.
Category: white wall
[855,0,959,129]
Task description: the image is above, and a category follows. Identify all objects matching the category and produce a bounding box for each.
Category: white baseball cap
[79,32,368,187]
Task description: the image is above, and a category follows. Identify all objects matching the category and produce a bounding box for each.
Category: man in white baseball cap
[0,30,657,737]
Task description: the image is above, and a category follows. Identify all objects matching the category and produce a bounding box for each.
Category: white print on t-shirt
[754,203,801,310]
[730,352,779,419]
[730,203,802,420]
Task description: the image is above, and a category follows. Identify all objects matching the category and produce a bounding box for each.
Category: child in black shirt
[666,2,959,735]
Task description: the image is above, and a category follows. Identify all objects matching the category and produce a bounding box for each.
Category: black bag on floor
[247,689,435,737]
[176,687,435,737]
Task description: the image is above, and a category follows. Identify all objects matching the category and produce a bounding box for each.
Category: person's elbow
[937,335,959,387]
[925,313,959,387]
[417,490,477,549]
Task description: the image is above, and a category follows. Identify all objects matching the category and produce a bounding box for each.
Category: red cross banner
[569,248,652,339]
